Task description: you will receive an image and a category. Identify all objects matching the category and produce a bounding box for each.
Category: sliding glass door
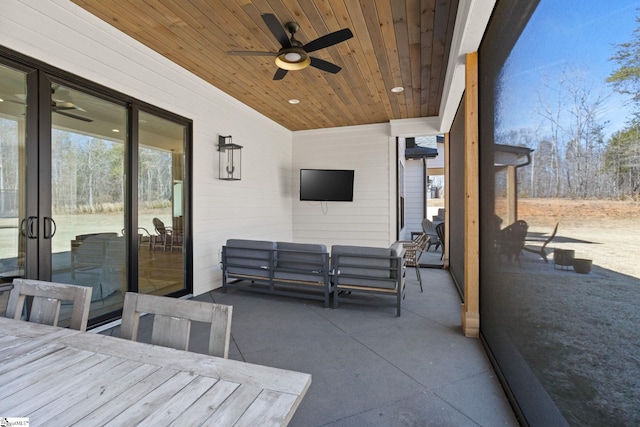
[0,51,191,325]
[48,83,128,318]
[0,63,28,290]
[137,111,186,295]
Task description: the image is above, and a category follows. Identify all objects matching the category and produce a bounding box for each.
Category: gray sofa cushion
[224,239,276,277]
[274,242,329,283]
[332,245,392,278]
[275,242,328,269]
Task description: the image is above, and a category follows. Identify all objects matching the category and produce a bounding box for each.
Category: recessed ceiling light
[288,99,300,104]
[112,129,120,133]
[391,86,404,93]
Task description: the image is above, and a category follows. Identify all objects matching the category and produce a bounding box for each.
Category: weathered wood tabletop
[0,317,311,426]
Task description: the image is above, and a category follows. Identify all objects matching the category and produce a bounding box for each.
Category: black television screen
[300,169,354,201]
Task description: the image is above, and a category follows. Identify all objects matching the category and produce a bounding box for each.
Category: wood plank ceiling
[71,0,459,131]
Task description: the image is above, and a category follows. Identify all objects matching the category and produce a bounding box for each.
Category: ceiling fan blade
[54,110,93,122]
[273,68,288,80]
[228,51,278,56]
[303,28,353,53]
[262,14,291,48]
[310,57,342,74]
[52,104,76,111]
[2,98,25,105]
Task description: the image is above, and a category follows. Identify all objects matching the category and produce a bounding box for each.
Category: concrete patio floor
[102,259,519,426]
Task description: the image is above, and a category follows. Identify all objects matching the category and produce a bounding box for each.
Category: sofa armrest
[331,244,405,290]
[222,239,276,278]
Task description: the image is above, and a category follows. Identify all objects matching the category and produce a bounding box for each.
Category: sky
[497,0,639,139]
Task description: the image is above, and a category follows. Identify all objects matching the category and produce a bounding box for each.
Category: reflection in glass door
[0,64,28,304]
[1,56,191,325]
[138,111,186,295]
[49,83,127,319]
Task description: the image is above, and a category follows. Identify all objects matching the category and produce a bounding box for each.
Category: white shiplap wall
[1,0,293,295]
[292,124,396,249]
[404,159,426,240]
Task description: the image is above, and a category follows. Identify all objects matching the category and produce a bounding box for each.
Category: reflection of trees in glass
[0,119,19,215]
[52,130,125,213]
[0,119,19,189]
[496,26,640,201]
[138,147,172,209]
[606,16,640,198]
[49,130,171,214]
[604,126,640,197]
[608,16,640,109]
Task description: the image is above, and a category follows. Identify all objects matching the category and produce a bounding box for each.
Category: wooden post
[507,165,517,224]
[462,52,480,338]
[443,133,450,268]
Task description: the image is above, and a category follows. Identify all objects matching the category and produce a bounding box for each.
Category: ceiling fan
[228,13,353,80]
[51,86,93,122]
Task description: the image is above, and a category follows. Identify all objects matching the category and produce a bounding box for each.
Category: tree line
[51,131,173,214]
[496,16,640,200]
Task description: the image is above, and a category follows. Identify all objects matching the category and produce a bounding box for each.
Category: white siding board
[403,160,427,239]
[3,1,401,294]
[3,0,292,296]
[292,124,394,248]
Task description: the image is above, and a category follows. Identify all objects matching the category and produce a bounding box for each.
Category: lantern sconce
[217,135,242,181]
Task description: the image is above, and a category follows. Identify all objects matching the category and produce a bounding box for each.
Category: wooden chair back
[5,279,92,331]
[120,292,233,358]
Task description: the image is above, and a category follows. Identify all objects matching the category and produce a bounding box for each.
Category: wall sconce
[218,135,242,181]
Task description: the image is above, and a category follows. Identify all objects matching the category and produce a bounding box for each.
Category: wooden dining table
[0,317,311,426]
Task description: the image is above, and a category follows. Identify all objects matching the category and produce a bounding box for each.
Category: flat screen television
[300,169,354,201]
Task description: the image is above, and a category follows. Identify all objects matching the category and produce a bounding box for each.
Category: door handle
[44,217,57,239]
[26,216,38,239]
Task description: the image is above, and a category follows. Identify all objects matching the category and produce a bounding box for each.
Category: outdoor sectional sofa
[221,239,333,307]
[221,239,406,315]
[331,242,406,316]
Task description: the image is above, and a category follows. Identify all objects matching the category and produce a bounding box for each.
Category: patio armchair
[398,233,429,292]
[332,242,406,316]
[150,218,180,251]
[496,220,529,266]
[523,222,559,263]
[422,218,441,252]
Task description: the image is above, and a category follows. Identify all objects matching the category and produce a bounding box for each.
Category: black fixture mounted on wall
[218,135,242,181]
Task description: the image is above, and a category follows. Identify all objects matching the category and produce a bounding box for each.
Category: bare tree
[537,68,609,197]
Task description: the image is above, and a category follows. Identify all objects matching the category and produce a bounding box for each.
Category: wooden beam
[443,133,450,268]
[507,165,517,224]
[462,52,479,338]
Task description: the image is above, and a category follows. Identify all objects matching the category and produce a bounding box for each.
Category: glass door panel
[138,111,185,295]
[49,83,127,320]
[0,64,28,314]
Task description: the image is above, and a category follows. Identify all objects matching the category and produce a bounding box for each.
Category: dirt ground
[507,198,640,278]
[492,198,640,426]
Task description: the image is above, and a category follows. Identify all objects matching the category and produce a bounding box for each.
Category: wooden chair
[5,279,92,331]
[0,283,14,317]
[150,218,172,251]
[120,292,233,358]
[399,233,429,292]
[523,222,559,263]
[496,220,529,266]
[436,222,445,260]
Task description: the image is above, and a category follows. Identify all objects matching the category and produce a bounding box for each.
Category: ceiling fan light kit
[228,13,353,80]
[275,48,310,71]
